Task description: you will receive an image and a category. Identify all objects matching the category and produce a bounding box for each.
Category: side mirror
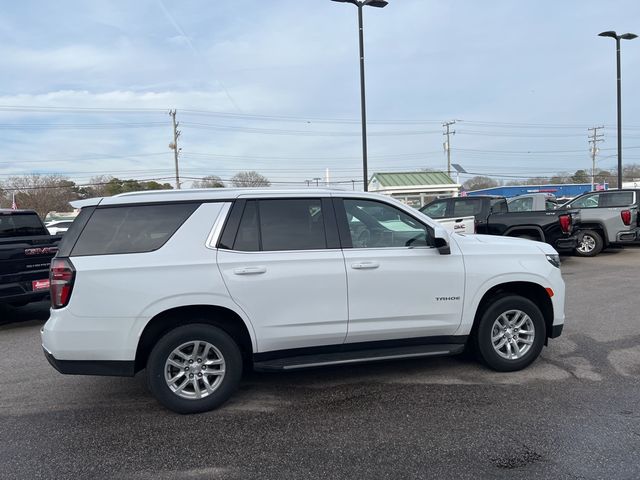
[433,227,451,255]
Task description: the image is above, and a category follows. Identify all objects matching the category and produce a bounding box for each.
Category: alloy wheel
[490,310,535,360]
[164,340,226,400]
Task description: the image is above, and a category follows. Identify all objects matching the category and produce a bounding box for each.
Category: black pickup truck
[419,195,580,253]
[0,209,62,307]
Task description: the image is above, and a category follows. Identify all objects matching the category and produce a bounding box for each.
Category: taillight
[559,214,571,234]
[50,258,75,309]
[621,210,631,226]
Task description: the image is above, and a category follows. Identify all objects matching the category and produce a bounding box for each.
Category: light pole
[332,0,388,191]
[598,30,637,189]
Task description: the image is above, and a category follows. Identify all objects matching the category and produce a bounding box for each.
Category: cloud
[1,0,640,187]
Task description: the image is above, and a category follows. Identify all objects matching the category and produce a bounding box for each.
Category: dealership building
[368,171,460,207]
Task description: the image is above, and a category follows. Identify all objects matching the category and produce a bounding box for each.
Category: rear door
[216,197,348,352]
[336,197,465,344]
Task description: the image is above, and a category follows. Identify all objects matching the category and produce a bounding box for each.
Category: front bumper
[43,346,134,377]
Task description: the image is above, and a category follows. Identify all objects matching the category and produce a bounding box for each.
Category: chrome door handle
[233,266,267,275]
[351,261,380,270]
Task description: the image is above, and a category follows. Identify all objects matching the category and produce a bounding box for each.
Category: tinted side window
[545,200,558,210]
[491,199,509,213]
[259,199,327,251]
[233,201,259,251]
[421,200,448,218]
[601,192,634,207]
[508,197,533,212]
[344,199,431,248]
[453,199,483,217]
[71,203,199,256]
[571,194,600,208]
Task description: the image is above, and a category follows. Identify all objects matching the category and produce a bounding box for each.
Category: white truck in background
[507,193,558,212]
[419,198,476,234]
[435,215,475,234]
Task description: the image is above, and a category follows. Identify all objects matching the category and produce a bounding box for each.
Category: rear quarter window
[601,192,635,207]
[70,203,199,256]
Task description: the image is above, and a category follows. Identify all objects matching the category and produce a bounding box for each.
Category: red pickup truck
[0,209,62,307]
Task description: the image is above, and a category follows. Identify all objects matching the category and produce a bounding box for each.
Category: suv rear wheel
[146,324,242,414]
[475,295,546,372]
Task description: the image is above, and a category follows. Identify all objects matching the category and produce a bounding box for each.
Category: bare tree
[81,175,116,198]
[192,175,225,188]
[462,176,499,191]
[231,171,271,188]
[3,174,79,217]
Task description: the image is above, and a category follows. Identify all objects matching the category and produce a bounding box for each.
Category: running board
[253,344,465,372]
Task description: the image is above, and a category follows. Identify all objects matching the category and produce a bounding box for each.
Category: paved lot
[1,246,640,479]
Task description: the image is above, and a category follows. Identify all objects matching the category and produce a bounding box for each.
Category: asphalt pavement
[1,246,639,479]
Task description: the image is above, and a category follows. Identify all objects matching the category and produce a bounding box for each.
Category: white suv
[42,189,565,413]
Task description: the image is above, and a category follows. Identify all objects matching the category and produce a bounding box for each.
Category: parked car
[420,195,579,253]
[0,209,61,307]
[45,220,74,236]
[43,189,565,414]
[557,189,640,257]
[507,193,558,212]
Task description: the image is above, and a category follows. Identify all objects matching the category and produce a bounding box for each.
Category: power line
[5,104,640,129]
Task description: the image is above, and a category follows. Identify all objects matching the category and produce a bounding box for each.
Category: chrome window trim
[205,202,232,250]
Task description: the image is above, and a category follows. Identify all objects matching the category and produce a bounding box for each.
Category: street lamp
[598,30,637,188]
[332,0,388,191]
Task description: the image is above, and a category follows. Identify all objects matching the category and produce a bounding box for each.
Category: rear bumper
[616,228,639,243]
[0,287,49,305]
[555,236,578,252]
[43,346,135,377]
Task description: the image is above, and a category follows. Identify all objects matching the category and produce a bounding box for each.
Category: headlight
[546,254,561,268]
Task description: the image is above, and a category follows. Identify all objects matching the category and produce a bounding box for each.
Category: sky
[1,0,640,188]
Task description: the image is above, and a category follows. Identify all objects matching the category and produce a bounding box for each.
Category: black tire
[146,323,242,414]
[574,229,603,257]
[474,295,546,372]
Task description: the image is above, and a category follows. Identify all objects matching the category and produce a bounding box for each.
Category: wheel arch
[471,281,554,340]
[134,304,255,373]
[576,222,608,246]
[503,226,545,241]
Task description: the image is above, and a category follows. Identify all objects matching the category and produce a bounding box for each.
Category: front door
[336,197,465,344]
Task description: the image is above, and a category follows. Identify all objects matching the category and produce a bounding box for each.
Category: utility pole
[588,126,605,191]
[169,109,182,189]
[443,120,456,178]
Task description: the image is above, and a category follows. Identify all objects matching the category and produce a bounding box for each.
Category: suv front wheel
[474,295,546,372]
[146,324,242,414]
